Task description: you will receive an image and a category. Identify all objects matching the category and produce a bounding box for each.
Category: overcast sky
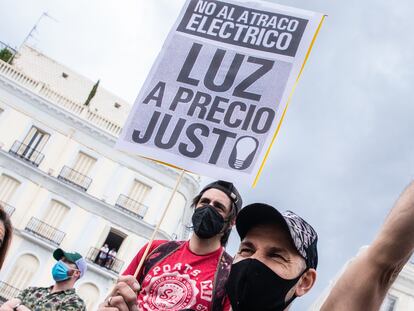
[1,0,414,309]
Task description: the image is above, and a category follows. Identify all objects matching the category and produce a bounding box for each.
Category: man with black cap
[224,203,318,311]
[0,248,87,311]
[99,180,242,311]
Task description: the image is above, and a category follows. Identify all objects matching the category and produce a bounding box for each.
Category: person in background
[0,207,12,270]
[0,248,87,311]
[106,248,117,269]
[97,243,109,267]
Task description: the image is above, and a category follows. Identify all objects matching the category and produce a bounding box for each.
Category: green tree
[84,80,100,106]
[0,48,13,63]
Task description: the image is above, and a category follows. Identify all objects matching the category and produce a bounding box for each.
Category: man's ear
[295,268,317,297]
[73,270,81,281]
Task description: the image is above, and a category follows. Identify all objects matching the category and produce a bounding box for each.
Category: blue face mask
[52,261,71,282]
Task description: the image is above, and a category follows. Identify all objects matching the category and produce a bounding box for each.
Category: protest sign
[116,0,324,185]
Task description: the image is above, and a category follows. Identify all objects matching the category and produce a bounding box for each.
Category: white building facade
[0,45,199,310]
[309,247,414,311]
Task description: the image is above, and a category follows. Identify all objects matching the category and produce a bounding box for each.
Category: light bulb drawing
[229,136,259,170]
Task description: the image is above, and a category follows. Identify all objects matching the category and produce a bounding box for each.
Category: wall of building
[0,47,200,310]
[13,45,130,125]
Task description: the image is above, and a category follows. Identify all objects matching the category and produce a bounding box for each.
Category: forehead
[200,188,231,207]
[243,223,300,256]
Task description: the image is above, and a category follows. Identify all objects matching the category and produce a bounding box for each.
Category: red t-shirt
[123,240,230,311]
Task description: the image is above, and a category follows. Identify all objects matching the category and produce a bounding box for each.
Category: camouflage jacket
[17,286,86,311]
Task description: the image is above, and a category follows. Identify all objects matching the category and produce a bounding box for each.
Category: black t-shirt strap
[138,240,184,284]
[212,250,233,311]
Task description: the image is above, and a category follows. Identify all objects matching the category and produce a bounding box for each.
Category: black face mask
[192,204,225,239]
[226,259,304,311]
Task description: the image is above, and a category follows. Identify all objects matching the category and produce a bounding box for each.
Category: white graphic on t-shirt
[142,271,199,310]
[200,280,213,302]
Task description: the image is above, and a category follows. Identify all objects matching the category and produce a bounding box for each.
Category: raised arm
[321,180,414,311]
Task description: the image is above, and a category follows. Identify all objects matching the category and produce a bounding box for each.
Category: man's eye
[238,248,254,256]
[214,204,224,211]
[270,253,285,260]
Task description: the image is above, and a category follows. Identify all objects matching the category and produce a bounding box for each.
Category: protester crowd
[1,179,414,310]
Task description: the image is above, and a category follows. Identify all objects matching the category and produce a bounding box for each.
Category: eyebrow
[268,246,290,257]
[199,197,228,212]
[241,240,290,256]
[239,241,255,249]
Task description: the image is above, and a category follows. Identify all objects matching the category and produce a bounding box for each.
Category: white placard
[116,0,324,185]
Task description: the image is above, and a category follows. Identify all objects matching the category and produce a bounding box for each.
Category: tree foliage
[0,48,13,63]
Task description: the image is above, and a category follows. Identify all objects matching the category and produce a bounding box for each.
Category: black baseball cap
[199,180,242,212]
[236,203,318,269]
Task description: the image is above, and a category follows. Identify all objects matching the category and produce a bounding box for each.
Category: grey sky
[1,0,414,309]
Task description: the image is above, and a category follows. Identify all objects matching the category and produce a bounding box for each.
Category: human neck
[52,279,74,293]
[189,234,222,255]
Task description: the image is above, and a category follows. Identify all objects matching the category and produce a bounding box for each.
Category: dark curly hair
[0,206,13,269]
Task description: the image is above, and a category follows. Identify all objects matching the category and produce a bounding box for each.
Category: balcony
[0,201,15,217]
[24,217,65,246]
[58,166,92,191]
[8,140,45,167]
[0,282,20,303]
[86,247,124,274]
[115,194,149,219]
[0,150,173,241]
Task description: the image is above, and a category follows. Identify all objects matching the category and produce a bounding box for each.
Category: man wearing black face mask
[99,180,242,311]
[224,203,318,311]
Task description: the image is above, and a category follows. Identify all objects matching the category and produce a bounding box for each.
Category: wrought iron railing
[24,217,65,246]
[58,166,92,191]
[0,201,15,217]
[114,194,148,219]
[86,247,124,274]
[9,140,45,167]
[0,281,20,303]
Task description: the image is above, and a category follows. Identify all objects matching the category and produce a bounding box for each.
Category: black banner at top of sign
[177,0,308,57]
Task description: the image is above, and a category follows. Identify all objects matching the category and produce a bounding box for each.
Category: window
[9,126,49,166]
[380,295,398,311]
[92,228,126,272]
[115,180,151,218]
[6,254,39,290]
[42,200,69,228]
[72,152,96,176]
[22,126,50,153]
[58,152,96,191]
[77,283,99,310]
[98,228,126,260]
[128,179,151,204]
[0,174,20,203]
